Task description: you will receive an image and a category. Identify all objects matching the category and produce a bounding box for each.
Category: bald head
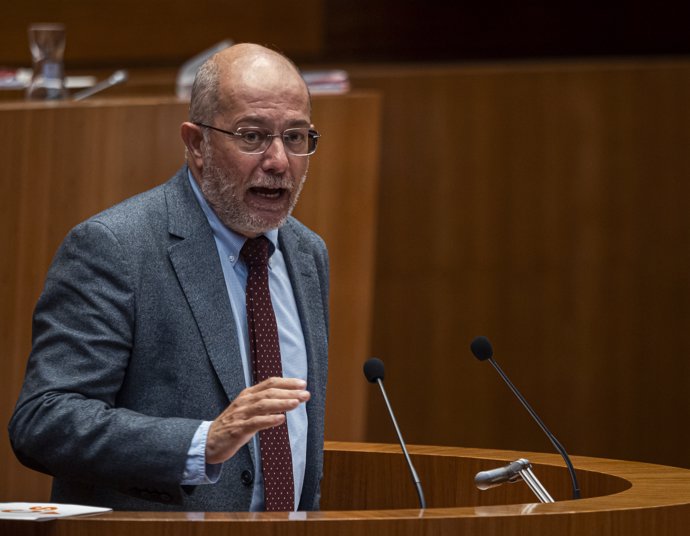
[189,44,310,124]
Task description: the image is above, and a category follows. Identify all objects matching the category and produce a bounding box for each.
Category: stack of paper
[302,70,350,94]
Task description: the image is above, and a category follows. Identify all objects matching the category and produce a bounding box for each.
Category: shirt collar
[187,169,279,266]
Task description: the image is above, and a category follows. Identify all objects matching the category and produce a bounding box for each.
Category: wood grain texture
[3,442,690,535]
[347,59,690,471]
[0,92,380,501]
[294,93,382,443]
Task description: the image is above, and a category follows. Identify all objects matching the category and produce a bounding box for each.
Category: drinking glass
[26,23,67,100]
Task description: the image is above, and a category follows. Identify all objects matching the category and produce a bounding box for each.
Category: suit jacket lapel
[279,221,328,394]
[164,168,247,404]
[279,220,328,509]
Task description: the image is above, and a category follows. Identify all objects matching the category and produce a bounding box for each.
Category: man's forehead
[217,66,308,115]
[218,50,302,86]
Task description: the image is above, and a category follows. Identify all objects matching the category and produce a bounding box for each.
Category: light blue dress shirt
[181,171,308,511]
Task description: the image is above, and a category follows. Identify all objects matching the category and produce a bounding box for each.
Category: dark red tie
[241,236,295,512]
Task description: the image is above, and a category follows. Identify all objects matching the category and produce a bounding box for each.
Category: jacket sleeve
[8,220,201,504]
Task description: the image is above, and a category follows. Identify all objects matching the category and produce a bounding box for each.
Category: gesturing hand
[205,377,310,464]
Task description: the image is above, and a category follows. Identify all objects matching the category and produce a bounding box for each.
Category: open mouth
[246,187,290,214]
[249,186,286,199]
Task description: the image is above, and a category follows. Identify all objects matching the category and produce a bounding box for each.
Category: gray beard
[198,159,307,236]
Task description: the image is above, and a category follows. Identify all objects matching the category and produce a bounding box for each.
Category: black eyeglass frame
[193,122,320,156]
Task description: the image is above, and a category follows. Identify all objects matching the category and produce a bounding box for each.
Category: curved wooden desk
[4,441,690,535]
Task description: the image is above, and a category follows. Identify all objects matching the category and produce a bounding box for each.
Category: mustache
[249,174,293,190]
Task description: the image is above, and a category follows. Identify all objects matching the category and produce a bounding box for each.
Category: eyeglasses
[194,123,320,156]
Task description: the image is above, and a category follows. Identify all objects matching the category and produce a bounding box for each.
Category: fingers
[247,376,309,395]
[205,377,310,464]
[236,377,310,417]
[235,378,310,416]
[233,394,300,418]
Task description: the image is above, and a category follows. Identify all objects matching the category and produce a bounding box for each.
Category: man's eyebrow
[286,119,312,127]
[234,115,311,128]
[234,115,268,126]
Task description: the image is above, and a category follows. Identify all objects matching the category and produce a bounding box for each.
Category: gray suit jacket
[9,166,329,511]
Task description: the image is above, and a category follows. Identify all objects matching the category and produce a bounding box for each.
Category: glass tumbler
[26,23,67,100]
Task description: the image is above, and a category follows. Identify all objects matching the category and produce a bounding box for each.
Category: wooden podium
[3,441,690,535]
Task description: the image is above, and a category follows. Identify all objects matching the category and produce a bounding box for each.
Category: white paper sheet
[0,502,111,521]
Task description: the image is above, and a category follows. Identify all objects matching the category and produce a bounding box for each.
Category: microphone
[470,336,581,499]
[475,458,555,503]
[363,358,426,509]
[474,458,528,490]
[72,69,128,101]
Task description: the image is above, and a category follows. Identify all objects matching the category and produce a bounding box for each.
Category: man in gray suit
[9,43,329,512]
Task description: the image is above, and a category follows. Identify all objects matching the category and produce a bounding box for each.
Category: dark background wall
[2,2,690,68]
[323,2,690,63]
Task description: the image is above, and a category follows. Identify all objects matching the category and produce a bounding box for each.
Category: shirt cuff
[181,421,222,485]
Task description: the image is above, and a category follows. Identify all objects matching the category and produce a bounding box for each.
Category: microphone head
[470,336,494,361]
[363,357,385,383]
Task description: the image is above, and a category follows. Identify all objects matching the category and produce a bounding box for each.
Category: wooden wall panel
[0,0,324,67]
[0,92,380,501]
[293,93,381,443]
[349,60,690,470]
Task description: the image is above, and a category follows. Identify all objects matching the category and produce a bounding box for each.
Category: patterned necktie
[241,236,295,512]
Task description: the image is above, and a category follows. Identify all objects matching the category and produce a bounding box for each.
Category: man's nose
[260,135,290,173]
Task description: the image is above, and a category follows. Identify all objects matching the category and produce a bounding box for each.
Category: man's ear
[180,122,205,170]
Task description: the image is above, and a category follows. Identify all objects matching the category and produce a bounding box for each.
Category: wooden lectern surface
[3,441,690,535]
